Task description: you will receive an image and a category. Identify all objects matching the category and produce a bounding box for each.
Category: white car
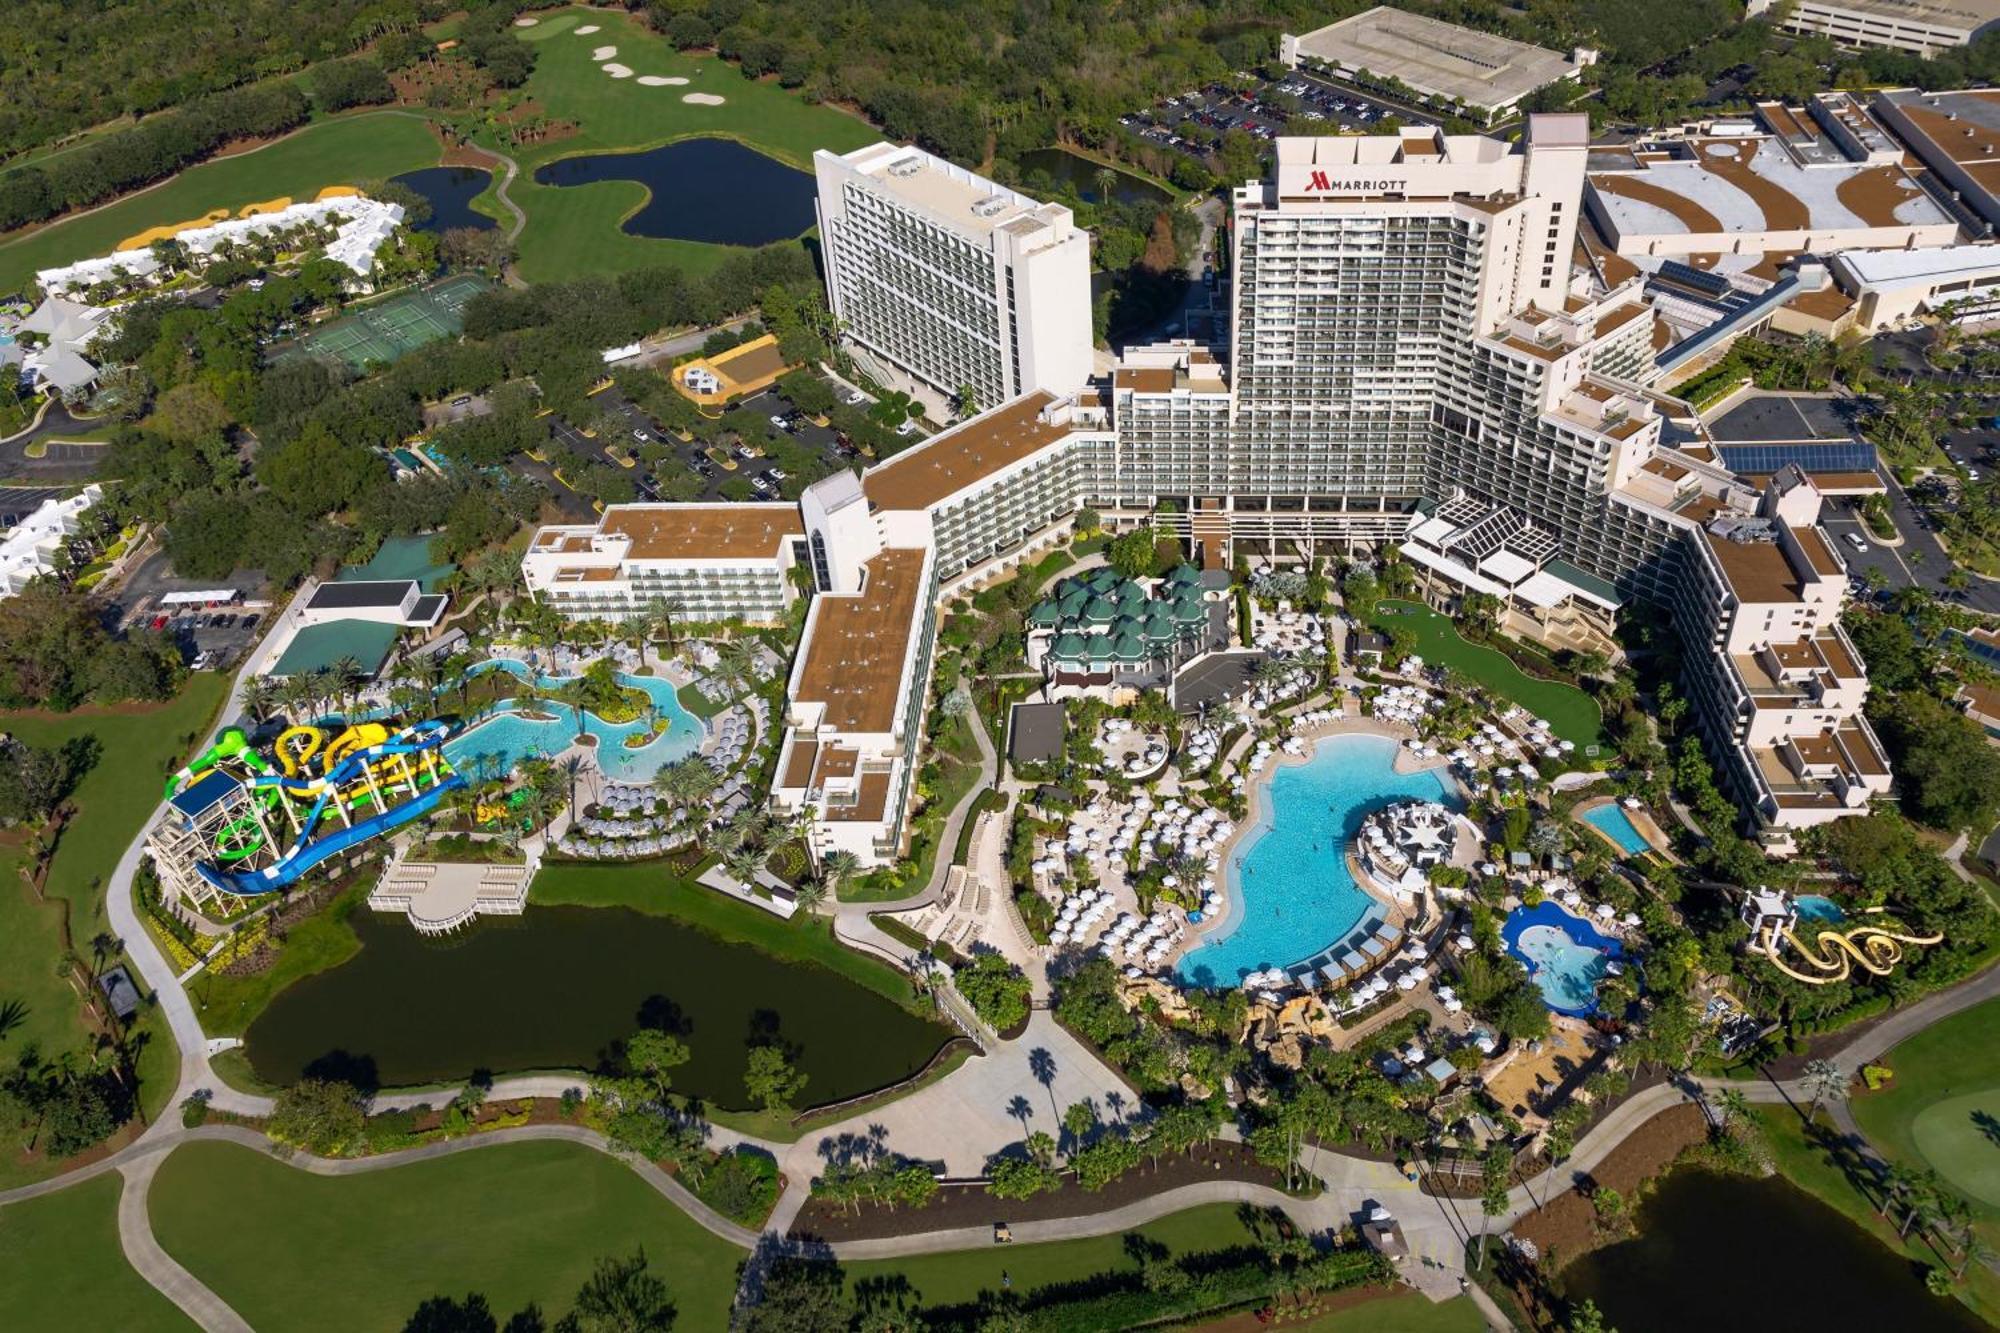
[769,414,788,429]
[896,420,918,436]
[844,389,866,405]
[1844,532,1869,553]
[632,429,650,442]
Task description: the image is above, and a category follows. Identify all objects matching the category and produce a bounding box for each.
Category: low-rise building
[520,504,806,625]
[1748,0,2000,56]
[1280,7,1593,124]
[0,485,101,597]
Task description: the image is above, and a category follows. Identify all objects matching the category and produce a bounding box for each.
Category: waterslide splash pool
[444,660,703,781]
[1502,900,1627,1016]
[1579,803,1651,856]
[1177,733,1457,987]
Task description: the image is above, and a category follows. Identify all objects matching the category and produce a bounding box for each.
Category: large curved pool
[1502,900,1626,1016]
[443,660,704,781]
[1178,733,1456,988]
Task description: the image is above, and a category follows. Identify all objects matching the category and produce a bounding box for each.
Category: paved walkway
[116,1147,253,1333]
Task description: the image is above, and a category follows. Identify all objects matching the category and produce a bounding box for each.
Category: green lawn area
[676,679,738,720]
[1367,600,1606,750]
[1299,1293,1488,1331]
[150,1138,743,1332]
[1758,1106,2000,1324]
[0,673,228,1187]
[1853,996,2000,1213]
[495,7,877,281]
[0,1172,194,1332]
[0,112,443,296]
[185,884,366,1038]
[840,1202,1269,1308]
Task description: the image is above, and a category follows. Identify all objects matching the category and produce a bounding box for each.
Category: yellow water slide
[274,727,324,778]
[1758,921,1944,985]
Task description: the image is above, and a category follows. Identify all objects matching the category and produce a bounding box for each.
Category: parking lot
[113,549,274,671]
[1122,73,1436,162]
[532,373,881,510]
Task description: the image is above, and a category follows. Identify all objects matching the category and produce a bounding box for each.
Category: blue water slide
[192,773,466,897]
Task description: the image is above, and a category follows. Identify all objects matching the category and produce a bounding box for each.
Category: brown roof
[1589,173,1724,235]
[1834,165,1928,227]
[1742,470,1882,494]
[1791,525,1842,578]
[1789,284,1857,323]
[1891,100,2000,168]
[794,548,928,733]
[1840,718,1890,776]
[1498,335,1567,363]
[824,769,893,822]
[1689,140,1809,231]
[599,505,802,561]
[781,738,819,789]
[1593,303,1648,337]
[1961,682,2000,721]
[1816,629,1860,679]
[862,391,1069,512]
[709,337,790,383]
[1703,530,1803,603]
[815,745,861,782]
[1115,367,1175,393]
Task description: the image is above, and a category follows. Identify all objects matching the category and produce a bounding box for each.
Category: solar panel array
[1716,441,1877,475]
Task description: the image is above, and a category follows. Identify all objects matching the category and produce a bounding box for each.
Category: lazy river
[443,660,703,781]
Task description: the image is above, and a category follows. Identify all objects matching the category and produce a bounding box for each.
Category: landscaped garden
[1366,600,1606,750]
[148,1138,743,1332]
[0,1172,194,1331]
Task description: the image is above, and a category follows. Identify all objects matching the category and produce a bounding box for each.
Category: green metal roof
[1084,633,1116,661]
[1113,632,1147,661]
[1058,589,1089,618]
[1083,596,1118,623]
[1051,632,1087,658]
[1166,563,1201,586]
[1114,579,1147,605]
[1544,559,1623,608]
[1172,597,1206,622]
[269,620,401,679]
[1027,601,1062,628]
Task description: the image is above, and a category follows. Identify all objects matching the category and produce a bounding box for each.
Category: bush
[955,951,1032,1031]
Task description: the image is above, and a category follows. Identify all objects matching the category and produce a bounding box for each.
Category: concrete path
[116,1148,252,1333]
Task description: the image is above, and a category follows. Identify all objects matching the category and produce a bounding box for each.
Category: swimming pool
[1580,803,1651,856]
[1795,894,1847,924]
[1177,733,1456,988]
[1502,900,1626,1016]
[443,660,703,781]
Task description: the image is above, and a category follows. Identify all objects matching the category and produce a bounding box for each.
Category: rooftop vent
[971,195,1011,218]
[888,157,923,178]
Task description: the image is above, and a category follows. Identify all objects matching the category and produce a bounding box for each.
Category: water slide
[164,727,274,798]
[1756,920,1945,985]
[190,720,464,897]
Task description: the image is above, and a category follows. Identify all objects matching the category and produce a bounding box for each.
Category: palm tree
[793,878,827,929]
[1093,165,1118,203]
[558,753,586,815]
[1800,1059,1849,1125]
[242,677,281,726]
[820,849,862,900]
[641,595,687,662]
[1718,1088,1753,1131]
[718,637,761,697]
[724,848,763,888]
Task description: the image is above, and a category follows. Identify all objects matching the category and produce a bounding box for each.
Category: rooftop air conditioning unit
[888,157,923,178]
[972,195,1010,217]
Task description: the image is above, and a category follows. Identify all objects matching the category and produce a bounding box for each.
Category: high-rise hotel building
[814,143,1095,410]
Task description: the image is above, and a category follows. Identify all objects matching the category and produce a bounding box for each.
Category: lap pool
[443,660,703,782]
[1579,803,1651,856]
[1177,732,1456,988]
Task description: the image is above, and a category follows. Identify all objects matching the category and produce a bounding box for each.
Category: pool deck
[1571,794,1678,862]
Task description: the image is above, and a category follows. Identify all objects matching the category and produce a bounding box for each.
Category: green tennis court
[283,274,491,372]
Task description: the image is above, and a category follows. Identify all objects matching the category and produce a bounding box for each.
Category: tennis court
[283,274,491,372]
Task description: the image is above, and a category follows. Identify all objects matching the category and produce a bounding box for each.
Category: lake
[531,138,815,246]
[1563,1167,1988,1332]
[391,166,497,235]
[1017,148,1170,207]
[240,904,952,1110]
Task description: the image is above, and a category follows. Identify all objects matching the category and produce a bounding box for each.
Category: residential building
[520,504,806,625]
[814,142,1094,406]
[1672,468,1892,842]
[1279,7,1594,124]
[0,485,101,597]
[1747,0,2000,56]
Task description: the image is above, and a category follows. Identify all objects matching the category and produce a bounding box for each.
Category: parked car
[150,613,169,631]
[632,428,650,442]
[1844,532,1869,553]
[844,390,867,405]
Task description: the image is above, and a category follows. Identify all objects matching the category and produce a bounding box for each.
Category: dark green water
[1564,1167,1988,1332]
[1016,148,1169,206]
[240,905,950,1110]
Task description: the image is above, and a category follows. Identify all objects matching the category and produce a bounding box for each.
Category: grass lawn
[184,884,367,1038]
[0,674,229,1186]
[1302,1293,1487,1331]
[840,1202,1269,1308]
[494,7,877,281]
[1758,1107,2000,1324]
[150,1138,743,1332]
[676,679,738,720]
[0,1171,195,1332]
[1367,600,1605,750]
[0,112,443,296]
[1853,996,2000,1212]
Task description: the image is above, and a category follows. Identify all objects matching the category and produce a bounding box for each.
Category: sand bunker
[574,24,600,34]
[637,75,689,86]
[512,15,537,25]
[592,45,617,60]
[682,93,726,105]
[604,63,634,78]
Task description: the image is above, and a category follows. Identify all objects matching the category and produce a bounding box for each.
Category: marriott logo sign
[1301,171,1405,193]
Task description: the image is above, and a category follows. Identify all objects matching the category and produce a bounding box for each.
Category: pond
[1016,148,1170,207]
[391,166,498,235]
[531,138,815,246]
[239,905,952,1110]
[1564,1167,1988,1333]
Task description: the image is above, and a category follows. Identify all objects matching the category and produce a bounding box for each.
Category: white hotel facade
[523,118,1892,862]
